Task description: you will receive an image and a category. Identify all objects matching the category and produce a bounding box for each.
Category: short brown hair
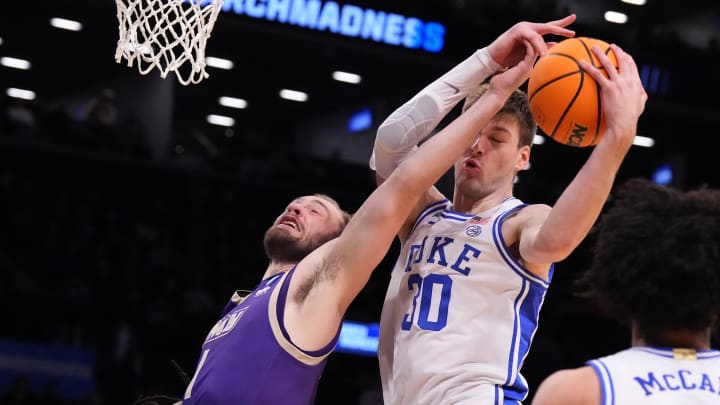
[462,83,536,148]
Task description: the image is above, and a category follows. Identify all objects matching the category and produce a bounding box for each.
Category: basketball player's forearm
[334,87,508,304]
[536,140,629,258]
[370,48,501,179]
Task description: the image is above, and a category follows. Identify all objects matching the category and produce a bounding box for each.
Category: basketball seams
[577,38,603,145]
[527,69,582,102]
[528,37,614,147]
[529,52,584,141]
[551,65,583,142]
[577,38,595,65]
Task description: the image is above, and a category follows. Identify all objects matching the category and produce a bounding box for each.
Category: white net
[114,0,224,85]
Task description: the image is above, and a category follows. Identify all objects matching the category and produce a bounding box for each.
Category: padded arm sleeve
[370,47,502,178]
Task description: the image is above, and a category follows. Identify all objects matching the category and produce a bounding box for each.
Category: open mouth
[278,215,300,231]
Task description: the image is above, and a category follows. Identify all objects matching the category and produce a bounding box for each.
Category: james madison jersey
[182,268,338,405]
[588,347,720,405]
[379,198,553,405]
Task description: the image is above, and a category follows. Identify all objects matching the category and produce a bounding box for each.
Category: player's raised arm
[370,15,576,242]
[517,44,647,267]
[314,42,539,313]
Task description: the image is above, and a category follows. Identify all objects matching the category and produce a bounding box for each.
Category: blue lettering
[245,0,266,18]
[360,9,385,42]
[402,17,422,49]
[422,22,445,53]
[383,13,404,45]
[427,236,453,266]
[699,373,715,392]
[316,1,340,32]
[266,0,291,22]
[339,4,363,36]
[663,374,680,391]
[289,0,321,28]
[417,274,452,331]
[218,0,446,52]
[449,244,480,276]
[635,372,666,396]
[222,0,246,14]
[678,369,697,390]
[404,237,427,272]
[401,274,422,330]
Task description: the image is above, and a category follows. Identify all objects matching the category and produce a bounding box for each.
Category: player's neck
[452,189,513,214]
[631,323,712,350]
[263,261,296,280]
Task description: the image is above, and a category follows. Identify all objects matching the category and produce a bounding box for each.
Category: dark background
[1,0,718,404]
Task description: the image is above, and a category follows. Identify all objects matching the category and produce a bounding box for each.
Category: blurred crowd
[0,97,382,404]
[6,90,700,405]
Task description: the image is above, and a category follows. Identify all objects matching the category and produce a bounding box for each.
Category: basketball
[527,37,618,147]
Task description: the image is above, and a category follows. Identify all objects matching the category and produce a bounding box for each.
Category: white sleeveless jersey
[588,346,720,405]
[378,198,553,405]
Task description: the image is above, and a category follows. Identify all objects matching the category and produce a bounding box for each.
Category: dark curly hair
[576,177,720,341]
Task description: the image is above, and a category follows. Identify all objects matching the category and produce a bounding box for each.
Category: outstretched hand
[488,14,576,68]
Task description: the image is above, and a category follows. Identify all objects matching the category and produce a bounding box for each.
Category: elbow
[375,120,409,152]
[546,240,578,263]
[525,237,577,264]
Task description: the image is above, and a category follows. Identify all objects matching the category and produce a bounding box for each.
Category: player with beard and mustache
[370,16,647,405]
[173,16,576,405]
[262,195,350,265]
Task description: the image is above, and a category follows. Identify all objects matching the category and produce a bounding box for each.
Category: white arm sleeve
[370,47,502,178]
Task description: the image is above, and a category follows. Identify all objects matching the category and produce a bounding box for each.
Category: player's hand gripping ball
[527,37,618,147]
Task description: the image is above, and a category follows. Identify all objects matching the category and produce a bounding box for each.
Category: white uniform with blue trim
[588,347,720,405]
[378,198,553,405]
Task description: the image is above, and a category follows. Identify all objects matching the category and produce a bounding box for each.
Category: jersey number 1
[184,349,209,400]
[401,274,452,331]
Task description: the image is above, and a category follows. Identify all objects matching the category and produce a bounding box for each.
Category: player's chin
[458,171,483,184]
[276,223,301,234]
[457,177,486,195]
[273,226,302,240]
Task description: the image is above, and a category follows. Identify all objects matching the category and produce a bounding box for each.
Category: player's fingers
[592,45,619,80]
[612,44,638,78]
[521,40,538,68]
[532,24,575,38]
[578,59,608,86]
[532,14,576,37]
[524,33,549,57]
[547,14,577,28]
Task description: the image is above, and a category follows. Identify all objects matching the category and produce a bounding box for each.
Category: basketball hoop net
[114,0,224,85]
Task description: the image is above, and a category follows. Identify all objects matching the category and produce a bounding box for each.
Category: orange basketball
[527,37,618,147]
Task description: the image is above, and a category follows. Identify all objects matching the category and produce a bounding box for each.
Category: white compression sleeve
[370,47,502,178]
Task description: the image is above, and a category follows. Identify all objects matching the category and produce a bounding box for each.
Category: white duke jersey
[379,198,553,405]
[588,346,720,405]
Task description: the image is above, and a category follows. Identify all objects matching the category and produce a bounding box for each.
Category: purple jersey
[182,268,339,404]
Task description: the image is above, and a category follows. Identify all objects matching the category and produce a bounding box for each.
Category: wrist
[474,47,503,73]
[485,82,514,103]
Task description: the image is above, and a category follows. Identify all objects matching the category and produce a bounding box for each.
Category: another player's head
[578,178,720,343]
[453,83,536,199]
[264,194,351,263]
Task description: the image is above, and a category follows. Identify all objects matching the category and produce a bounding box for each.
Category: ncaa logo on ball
[567,122,589,146]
